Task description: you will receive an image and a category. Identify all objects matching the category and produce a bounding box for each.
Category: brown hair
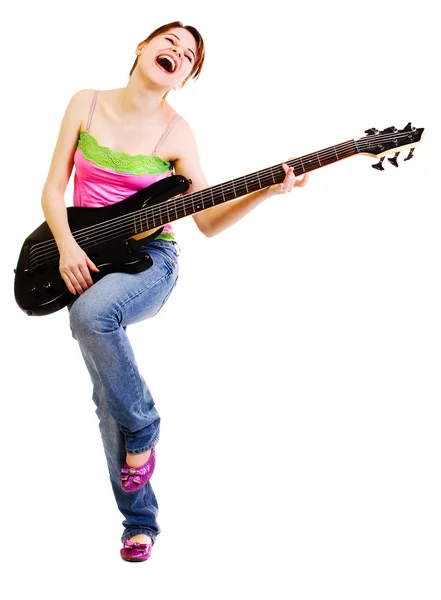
[129,21,205,94]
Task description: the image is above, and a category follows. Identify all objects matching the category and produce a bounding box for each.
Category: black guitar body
[14,175,190,316]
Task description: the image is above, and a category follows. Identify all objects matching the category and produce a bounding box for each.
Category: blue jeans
[68,239,179,543]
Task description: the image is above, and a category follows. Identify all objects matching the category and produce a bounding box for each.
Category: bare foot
[126,448,151,468]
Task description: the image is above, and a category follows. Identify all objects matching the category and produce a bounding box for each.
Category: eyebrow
[166,33,196,60]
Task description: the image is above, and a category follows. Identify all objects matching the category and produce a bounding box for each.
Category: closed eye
[165,36,193,62]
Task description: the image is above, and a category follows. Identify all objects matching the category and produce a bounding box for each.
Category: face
[136,27,198,89]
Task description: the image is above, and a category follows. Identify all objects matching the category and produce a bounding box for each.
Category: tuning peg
[387,152,400,167]
[404,147,415,161]
[372,157,385,171]
[403,122,415,132]
[365,128,379,135]
[380,126,398,134]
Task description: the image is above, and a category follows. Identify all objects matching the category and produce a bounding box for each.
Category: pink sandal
[120,447,156,493]
[120,539,152,562]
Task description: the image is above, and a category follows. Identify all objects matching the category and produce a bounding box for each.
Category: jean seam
[122,530,157,545]
[125,436,159,455]
[117,270,175,430]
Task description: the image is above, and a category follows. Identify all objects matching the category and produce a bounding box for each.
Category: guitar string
[29,130,416,259]
[29,132,418,267]
[28,133,415,268]
[29,141,359,266]
[29,138,358,254]
[28,142,412,267]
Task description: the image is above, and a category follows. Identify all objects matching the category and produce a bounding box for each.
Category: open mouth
[155,55,177,74]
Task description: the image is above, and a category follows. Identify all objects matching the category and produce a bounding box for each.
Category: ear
[136,42,146,56]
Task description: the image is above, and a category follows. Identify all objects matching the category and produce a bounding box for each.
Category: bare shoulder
[41,89,96,194]
[167,114,200,162]
[66,88,97,128]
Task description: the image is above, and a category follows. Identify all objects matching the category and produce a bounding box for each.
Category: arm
[172,119,309,238]
[41,89,100,295]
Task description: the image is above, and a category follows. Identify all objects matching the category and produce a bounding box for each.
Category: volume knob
[43,281,56,296]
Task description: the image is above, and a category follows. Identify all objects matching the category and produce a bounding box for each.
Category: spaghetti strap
[153,115,181,153]
[86,90,99,132]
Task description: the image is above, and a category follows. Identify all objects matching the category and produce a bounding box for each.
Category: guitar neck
[139,139,358,232]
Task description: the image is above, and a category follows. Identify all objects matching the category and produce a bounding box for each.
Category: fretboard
[136,138,358,234]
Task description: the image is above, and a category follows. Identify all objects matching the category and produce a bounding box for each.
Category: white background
[1,1,439,598]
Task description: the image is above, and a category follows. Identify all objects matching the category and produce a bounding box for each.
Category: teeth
[157,55,176,72]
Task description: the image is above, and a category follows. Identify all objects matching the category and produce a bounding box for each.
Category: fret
[256,170,261,188]
[299,156,305,173]
[244,176,249,193]
[232,179,237,197]
[156,204,162,227]
[133,216,138,234]
[270,166,276,184]
[159,205,168,225]
[208,187,216,205]
[334,146,339,160]
[221,181,236,201]
[316,153,322,167]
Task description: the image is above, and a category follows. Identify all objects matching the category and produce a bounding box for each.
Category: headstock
[356,123,425,170]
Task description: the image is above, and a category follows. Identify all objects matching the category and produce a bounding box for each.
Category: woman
[41,20,309,562]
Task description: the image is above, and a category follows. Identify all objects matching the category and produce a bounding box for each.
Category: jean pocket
[153,244,179,276]
[137,240,178,273]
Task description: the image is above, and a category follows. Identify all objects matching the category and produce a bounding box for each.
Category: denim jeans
[68,239,179,543]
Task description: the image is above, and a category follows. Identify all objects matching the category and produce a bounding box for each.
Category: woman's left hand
[269,162,310,196]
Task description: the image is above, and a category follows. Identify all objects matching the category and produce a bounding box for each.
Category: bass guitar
[14,122,425,316]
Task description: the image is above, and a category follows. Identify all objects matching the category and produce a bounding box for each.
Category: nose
[171,46,182,58]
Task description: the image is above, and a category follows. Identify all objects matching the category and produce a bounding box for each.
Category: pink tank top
[73,90,180,241]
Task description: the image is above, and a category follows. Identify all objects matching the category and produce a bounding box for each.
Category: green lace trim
[156,231,175,242]
[77,130,172,175]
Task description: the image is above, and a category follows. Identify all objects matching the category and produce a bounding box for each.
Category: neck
[119,77,168,118]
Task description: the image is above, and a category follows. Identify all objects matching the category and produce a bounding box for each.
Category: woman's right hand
[59,237,100,295]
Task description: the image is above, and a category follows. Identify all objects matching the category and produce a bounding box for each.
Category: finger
[79,263,95,288]
[295,173,310,187]
[284,167,296,191]
[70,266,89,293]
[87,256,100,273]
[61,271,77,295]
